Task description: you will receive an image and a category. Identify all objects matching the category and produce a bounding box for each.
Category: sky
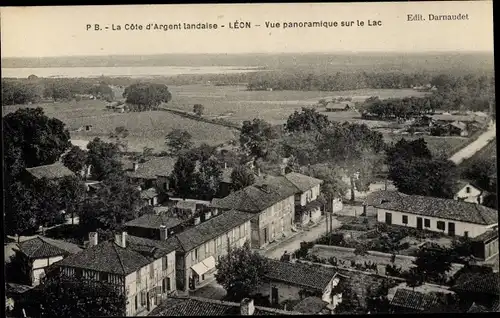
[0,1,494,58]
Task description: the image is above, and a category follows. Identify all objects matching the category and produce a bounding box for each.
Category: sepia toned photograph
[1,1,497,316]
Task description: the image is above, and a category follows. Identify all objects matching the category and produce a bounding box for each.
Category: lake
[1,66,263,79]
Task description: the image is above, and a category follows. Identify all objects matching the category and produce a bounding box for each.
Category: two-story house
[52,232,176,316]
[453,180,489,205]
[163,210,255,292]
[124,213,186,241]
[281,173,324,226]
[14,236,82,286]
[211,175,298,249]
[125,157,177,204]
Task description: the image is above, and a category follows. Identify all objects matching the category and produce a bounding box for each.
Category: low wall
[161,107,242,131]
[314,244,416,261]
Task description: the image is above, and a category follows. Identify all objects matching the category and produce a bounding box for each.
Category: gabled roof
[140,188,159,200]
[126,235,178,259]
[283,172,323,193]
[389,289,441,311]
[55,241,152,275]
[453,180,485,194]
[264,260,338,292]
[125,213,183,230]
[292,296,328,314]
[165,210,255,253]
[211,175,298,212]
[375,194,498,225]
[126,157,177,179]
[17,236,82,259]
[451,271,500,296]
[25,162,74,180]
[147,296,300,316]
[364,190,407,206]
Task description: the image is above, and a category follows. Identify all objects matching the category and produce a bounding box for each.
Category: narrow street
[449,123,496,165]
[264,217,342,259]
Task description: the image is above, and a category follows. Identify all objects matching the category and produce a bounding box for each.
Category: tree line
[2,78,115,105]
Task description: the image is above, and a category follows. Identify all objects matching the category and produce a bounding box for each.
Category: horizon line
[2,50,494,60]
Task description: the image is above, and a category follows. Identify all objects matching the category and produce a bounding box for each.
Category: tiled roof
[126,235,178,259]
[292,296,328,314]
[140,188,159,200]
[389,289,441,311]
[467,302,490,313]
[166,210,256,252]
[55,241,151,275]
[431,114,476,122]
[451,271,500,296]
[375,194,498,225]
[364,190,407,206]
[283,172,323,193]
[126,157,177,179]
[25,162,74,180]
[125,213,183,230]
[471,229,499,243]
[264,260,338,291]
[17,236,82,259]
[211,175,298,212]
[6,283,34,295]
[148,296,300,316]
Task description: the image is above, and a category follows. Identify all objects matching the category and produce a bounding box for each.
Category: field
[3,100,238,152]
[3,84,432,152]
[166,84,429,125]
[383,133,472,159]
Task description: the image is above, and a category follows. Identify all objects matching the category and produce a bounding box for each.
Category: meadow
[2,83,461,154]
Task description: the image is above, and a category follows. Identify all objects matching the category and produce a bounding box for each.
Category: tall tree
[32,275,126,318]
[80,174,141,234]
[304,164,348,211]
[62,146,88,175]
[412,243,453,284]
[334,285,363,314]
[165,129,194,156]
[386,138,432,166]
[170,155,197,199]
[215,241,270,302]
[4,181,39,237]
[3,107,71,180]
[194,157,223,200]
[239,119,280,158]
[230,165,256,191]
[461,157,497,191]
[284,107,331,133]
[86,138,123,181]
[389,158,457,198]
[123,83,172,111]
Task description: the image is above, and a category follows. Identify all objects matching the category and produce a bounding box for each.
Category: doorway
[448,222,455,236]
[385,212,392,225]
[417,217,423,230]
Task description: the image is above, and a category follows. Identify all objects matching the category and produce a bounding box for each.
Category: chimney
[256,167,261,176]
[159,225,168,241]
[213,208,219,216]
[133,162,139,171]
[89,232,98,247]
[224,162,227,169]
[240,298,255,316]
[194,217,201,225]
[204,211,212,221]
[115,231,127,248]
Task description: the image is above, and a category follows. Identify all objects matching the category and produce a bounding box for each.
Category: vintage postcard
[2,1,497,317]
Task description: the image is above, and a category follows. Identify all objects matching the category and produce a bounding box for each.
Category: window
[437,221,445,231]
[136,270,141,284]
[135,295,138,311]
[466,186,471,193]
[194,248,199,262]
[424,219,431,228]
[464,231,469,238]
[402,215,408,224]
[166,277,171,291]
[205,243,209,254]
[162,257,167,271]
[149,264,154,279]
[100,272,109,282]
[140,291,147,306]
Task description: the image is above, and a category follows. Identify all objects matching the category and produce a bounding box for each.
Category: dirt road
[449,123,496,165]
